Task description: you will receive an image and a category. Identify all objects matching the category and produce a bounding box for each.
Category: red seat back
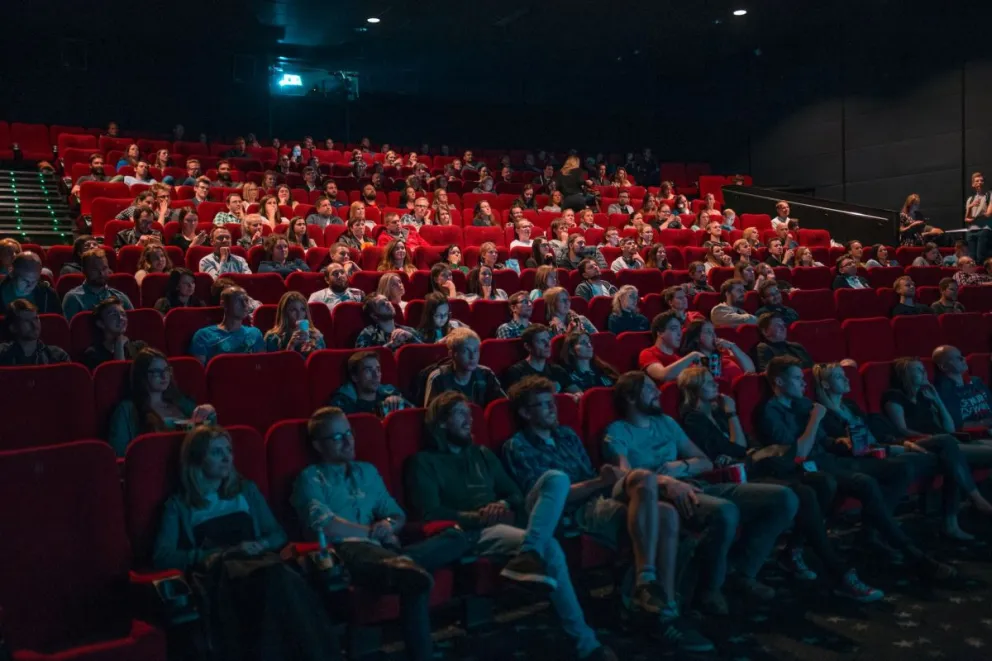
[939,312,986,356]
[0,364,96,448]
[306,348,398,411]
[207,352,309,431]
[164,307,224,357]
[788,289,836,321]
[891,315,942,359]
[842,317,896,364]
[834,288,885,320]
[790,319,846,363]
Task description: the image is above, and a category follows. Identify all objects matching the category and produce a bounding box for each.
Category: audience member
[377,273,408,312]
[911,242,943,268]
[501,324,577,394]
[710,279,756,327]
[610,237,645,272]
[134,243,172,286]
[891,276,933,316]
[639,311,706,383]
[558,234,608,270]
[966,171,992,263]
[574,258,618,301]
[753,280,798,324]
[543,286,597,336]
[607,285,650,334]
[0,252,60,313]
[377,239,417,276]
[953,256,992,287]
[0,299,70,365]
[464,266,508,302]
[236,214,265,251]
[263,291,326,354]
[60,235,100,276]
[286,217,318,249]
[171,210,207,252]
[865,244,898,269]
[793,247,823,268]
[831,257,869,289]
[753,312,812,371]
[424,328,505,407]
[560,330,619,389]
[212,192,247,226]
[932,278,965,314]
[337,216,373,251]
[305,195,342,229]
[772,201,797,229]
[932,347,992,433]
[189,286,265,363]
[496,291,534,339]
[763,238,794,268]
[307,263,363,312]
[81,297,147,369]
[355,294,421,350]
[257,234,308,276]
[416,292,466,343]
[198,227,251,278]
[62,249,134,319]
[327,352,411,415]
[115,206,163,249]
[942,240,969,267]
[680,318,755,385]
[153,268,204,314]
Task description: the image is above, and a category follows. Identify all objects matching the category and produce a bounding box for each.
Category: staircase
[0,171,76,246]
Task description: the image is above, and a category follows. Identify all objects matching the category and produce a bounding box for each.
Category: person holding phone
[263,292,325,354]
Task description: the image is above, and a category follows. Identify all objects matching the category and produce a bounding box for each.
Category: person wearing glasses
[400,197,432,229]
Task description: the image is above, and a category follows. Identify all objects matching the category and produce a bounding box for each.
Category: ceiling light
[733,9,747,16]
[367,17,380,24]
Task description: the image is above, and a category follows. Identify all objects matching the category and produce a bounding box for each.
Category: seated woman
[428,263,458,298]
[542,190,564,213]
[152,425,340,660]
[258,194,289,230]
[864,244,898,269]
[241,182,261,207]
[509,218,535,249]
[877,358,992,540]
[154,268,205,314]
[635,223,655,250]
[607,285,650,334]
[284,216,317,250]
[472,200,498,227]
[793,246,824,268]
[441,244,469,274]
[742,227,761,248]
[237,214,265,251]
[348,201,376,232]
[258,234,309,277]
[416,292,466,343]
[434,207,454,226]
[171,210,207,253]
[108,348,216,456]
[734,261,757,290]
[702,242,733,273]
[543,286,596,336]
[679,319,754,387]
[671,194,691,216]
[644,242,671,271]
[263,291,326,354]
[624,210,645,229]
[276,184,299,210]
[525,238,556,268]
[376,272,408,311]
[135,242,173,286]
[911,242,943,267]
[559,329,618,390]
[82,297,148,370]
[478,241,508,271]
[678,366,884,603]
[463,266,508,302]
[755,262,792,291]
[613,167,633,189]
[61,234,101,276]
[528,264,559,301]
[378,239,417,276]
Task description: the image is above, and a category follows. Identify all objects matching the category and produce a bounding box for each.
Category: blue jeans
[475,470,601,658]
[692,483,798,589]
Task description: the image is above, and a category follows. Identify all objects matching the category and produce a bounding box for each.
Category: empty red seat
[10,122,52,160]
[865,266,904,290]
[891,315,943,359]
[419,225,463,246]
[464,226,507,248]
[905,266,944,287]
[479,338,527,381]
[395,343,449,399]
[693,291,722,318]
[224,273,287,304]
[614,330,653,371]
[959,286,992,313]
[469,300,511,338]
[740,213,772,231]
[843,317,895,364]
[968,353,991,385]
[860,361,895,414]
[789,267,832,290]
[732,372,773,435]
[163,306,224,356]
[834,288,886,320]
[618,270,664,293]
[0,364,96,448]
[0,442,167,660]
[207,352,309,431]
[39,313,70,350]
[579,387,619,467]
[706,266,736,290]
[797,229,831,247]
[788,288,836,321]
[790,319,846,363]
[939,312,986,356]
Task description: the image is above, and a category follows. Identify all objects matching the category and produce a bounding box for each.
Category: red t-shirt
[639,345,743,386]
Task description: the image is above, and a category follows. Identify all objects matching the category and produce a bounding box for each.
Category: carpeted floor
[371,508,992,661]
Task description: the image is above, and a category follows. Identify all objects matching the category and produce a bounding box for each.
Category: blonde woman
[241,182,261,206]
[135,242,173,285]
[348,201,375,231]
[678,366,884,602]
[263,291,325,354]
[528,264,559,301]
[237,214,265,251]
[607,285,649,334]
[376,272,407,311]
[377,239,417,276]
[543,286,596,336]
[555,155,591,212]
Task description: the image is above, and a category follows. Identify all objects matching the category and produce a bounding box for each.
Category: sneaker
[696,589,729,616]
[379,556,434,593]
[655,618,716,653]
[729,576,776,601]
[500,550,558,592]
[626,583,665,615]
[834,569,884,603]
[779,547,817,581]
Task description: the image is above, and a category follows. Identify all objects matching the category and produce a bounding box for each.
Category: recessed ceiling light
[367,17,380,24]
[733,9,747,16]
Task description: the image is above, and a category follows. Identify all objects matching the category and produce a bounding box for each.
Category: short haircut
[195,176,211,187]
[12,252,42,271]
[520,323,550,348]
[383,211,400,223]
[756,311,783,333]
[217,159,230,168]
[765,355,802,387]
[508,290,530,306]
[91,296,123,328]
[89,153,102,164]
[425,390,470,431]
[446,327,480,352]
[219,285,246,306]
[225,192,242,203]
[5,299,37,331]
[650,310,681,341]
[756,279,779,298]
[307,406,345,441]
[894,275,912,290]
[613,370,647,414]
[939,277,956,292]
[661,286,683,304]
[346,350,379,381]
[210,226,230,240]
[720,278,744,298]
[314,195,330,208]
[507,375,556,421]
[578,258,596,277]
[186,158,200,168]
[363,293,387,319]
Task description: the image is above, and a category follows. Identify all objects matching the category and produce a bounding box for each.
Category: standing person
[966,172,992,263]
[554,156,594,212]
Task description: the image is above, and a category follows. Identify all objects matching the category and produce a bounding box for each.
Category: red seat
[0,442,167,661]
[484,394,579,452]
[0,364,96,448]
[939,313,987,356]
[163,307,224,356]
[585,296,614,332]
[617,269,665,294]
[479,338,527,381]
[834,288,886,320]
[967,353,991,385]
[959,286,992,313]
[733,372,773,435]
[11,122,52,160]
[39,313,70,350]
[615,331,653,371]
[788,288,836,321]
[0,121,10,159]
[68,308,166,360]
[224,273,287,304]
[789,267,832,290]
[470,300,511,338]
[419,225,463,247]
[306,348,398,412]
[463,226,507,248]
[859,361,895,414]
[395,343,449,399]
[579,387,620,467]
[797,229,831,247]
[904,266,944,287]
[331,301,367,347]
[207,352,309,431]
[692,291,722,318]
[866,266,905,290]
[81,181,130,217]
[706,266,736,290]
[740,213,772,231]
[843,317,896,364]
[891,315,943,359]
[790,319,847,363]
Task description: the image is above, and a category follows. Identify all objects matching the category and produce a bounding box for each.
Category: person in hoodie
[406,392,618,661]
[0,252,61,314]
[326,351,412,417]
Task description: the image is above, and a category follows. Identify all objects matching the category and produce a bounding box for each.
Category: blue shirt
[291,462,404,542]
[62,283,134,320]
[189,324,265,363]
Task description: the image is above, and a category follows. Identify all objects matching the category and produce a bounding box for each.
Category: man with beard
[355,294,422,350]
[62,249,134,319]
[210,160,240,188]
[361,183,379,207]
[308,262,364,312]
[377,212,427,249]
[0,300,70,365]
[70,154,107,196]
[710,278,757,328]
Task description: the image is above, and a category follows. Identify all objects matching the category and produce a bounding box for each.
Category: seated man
[293,407,467,661]
[604,371,798,611]
[81,297,148,370]
[638,310,706,384]
[831,257,869,289]
[305,195,343,229]
[891,276,933,316]
[933,345,992,432]
[710,278,757,328]
[502,377,713,653]
[932,277,965,314]
[355,294,422,350]
[62,249,134,320]
[0,300,70,365]
[308,262,364,312]
[757,356,955,580]
[323,242,361,278]
[753,279,798,325]
[114,206,163,249]
[400,197,431,229]
[500,323,578,395]
[327,351,412,416]
[199,227,252,279]
[496,291,534,339]
[557,234,608,271]
[573,258,618,301]
[0,252,61,313]
[377,211,427,249]
[407,392,618,661]
[189,285,265,363]
[424,328,506,407]
[771,200,796,229]
[610,236,645,272]
[753,312,813,371]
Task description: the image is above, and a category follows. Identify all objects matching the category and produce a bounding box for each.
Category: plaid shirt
[502,425,596,496]
[355,323,422,350]
[496,319,528,339]
[424,364,506,408]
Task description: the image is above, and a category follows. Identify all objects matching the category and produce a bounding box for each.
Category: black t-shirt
[880,389,943,435]
[891,302,935,316]
[82,340,148,371]
[681,408,747,461]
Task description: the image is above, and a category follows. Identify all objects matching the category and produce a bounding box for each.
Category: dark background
[2,0,990,226]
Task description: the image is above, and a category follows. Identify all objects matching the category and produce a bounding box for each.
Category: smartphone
[708,353,722,377]
[297,319,310,333]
